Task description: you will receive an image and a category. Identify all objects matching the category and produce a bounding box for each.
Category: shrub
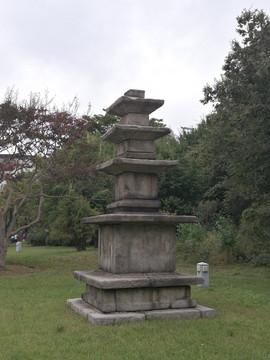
[27,228,47,246]
[250,253,270,267]
[236,195,270,265]
[215,216,236,250]
[176,223,207,262]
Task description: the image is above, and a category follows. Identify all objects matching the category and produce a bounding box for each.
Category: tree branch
[7,182,44,238]
[3,180,13,215]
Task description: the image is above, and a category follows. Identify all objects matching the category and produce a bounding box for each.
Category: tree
[84,113,120,135]
[0,90,91,267]
[199,8,270,222]
[155,129,207,215]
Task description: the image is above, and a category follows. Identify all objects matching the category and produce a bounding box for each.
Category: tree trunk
[0,216,7,268]
[0,241,8,268]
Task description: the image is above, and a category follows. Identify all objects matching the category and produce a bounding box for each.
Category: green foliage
[155,132,207,215]
[27,228,47,246]
[20,114,118,251]
[28,194,98,251]
[49,197,98,251]
[200,9,270,214]
[0,90,93,266]
[235,195,270,264]
[173,8,270,264]
[85,113,120,135]
[215,216,236,250]
[149,117,166,128]
[176,223,207,262]
[250,254,270,267]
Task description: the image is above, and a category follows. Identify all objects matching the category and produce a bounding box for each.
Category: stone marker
[67,90,216,324]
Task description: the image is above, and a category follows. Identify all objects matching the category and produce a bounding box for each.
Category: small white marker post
[197,262,209,287]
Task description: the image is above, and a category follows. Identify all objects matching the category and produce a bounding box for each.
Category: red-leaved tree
[0,90,91,267]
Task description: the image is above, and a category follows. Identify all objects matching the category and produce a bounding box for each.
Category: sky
[1,0,270,134]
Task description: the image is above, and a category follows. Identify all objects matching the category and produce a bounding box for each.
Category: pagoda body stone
[68,90,216,324]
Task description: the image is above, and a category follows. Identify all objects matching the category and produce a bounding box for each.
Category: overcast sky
[1,0,270,134]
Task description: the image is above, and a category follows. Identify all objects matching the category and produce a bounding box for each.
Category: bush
[215,216,236,249]
[27,228,47,246]
[236,195,270,265]
[250,253,270,267]
[176,223,207,262]
[176,219,239,265]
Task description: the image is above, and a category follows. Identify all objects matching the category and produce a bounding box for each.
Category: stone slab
[74,270,204,289]
[82,284,195,313]
[67,298,145,325]
[67,299,215,325]
[145,308,201,320]
[102,125,171,143]
[97,158,178,175]
[82,213,198,225]
[195,304,216,318]
[105,95,164,117]
[107,199,161,213]
[118,151,156,160]
[67,298,101,318]
[124,89,145,98]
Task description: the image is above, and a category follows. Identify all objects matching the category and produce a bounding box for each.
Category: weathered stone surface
[107,199,161,213]
[67,299,216,324]
[98,223,176,273]
[147,272,204,287]
[102,125,171,144]
[89,311,145,325]
[97,158,178,175]
[67,298,145,325]
[196,305,216,318]
[67,298,101,318]
[74,270,150,289]
[124,89,145,98]
[74,270,204,289]
[105,95,164,117]
[122,113,149,126]
[82,284,196,312]
[171,298,197,309]
[117,139,156,159]
[82,213,198,225]
[82,287,116,313]
[114,287,194,312]
[114,172,158,200]
[145,308,201,320]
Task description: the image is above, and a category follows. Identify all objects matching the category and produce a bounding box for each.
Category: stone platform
[67,298,216,325]
[75,271,202,311]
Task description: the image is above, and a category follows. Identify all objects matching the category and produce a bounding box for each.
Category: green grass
[1,244,270,360]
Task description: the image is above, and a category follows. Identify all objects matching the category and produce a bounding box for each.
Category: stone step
[67,298,216,325]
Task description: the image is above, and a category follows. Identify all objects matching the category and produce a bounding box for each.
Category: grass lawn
[0,244,269,360]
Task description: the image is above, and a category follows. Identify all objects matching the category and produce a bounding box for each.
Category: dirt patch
[0,264,37,276]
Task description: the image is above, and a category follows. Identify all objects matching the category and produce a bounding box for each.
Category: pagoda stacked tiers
[98,89,175,214]
[68,90,216,324]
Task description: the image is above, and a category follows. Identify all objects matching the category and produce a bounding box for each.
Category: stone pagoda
[67,90,215,324]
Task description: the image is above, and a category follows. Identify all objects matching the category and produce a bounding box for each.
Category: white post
[16,242,21,252]
[197,262,209,287]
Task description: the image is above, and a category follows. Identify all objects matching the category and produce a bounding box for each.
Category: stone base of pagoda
[69,269,216,325]
[75,270,202,313]
[67,298,216,325]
